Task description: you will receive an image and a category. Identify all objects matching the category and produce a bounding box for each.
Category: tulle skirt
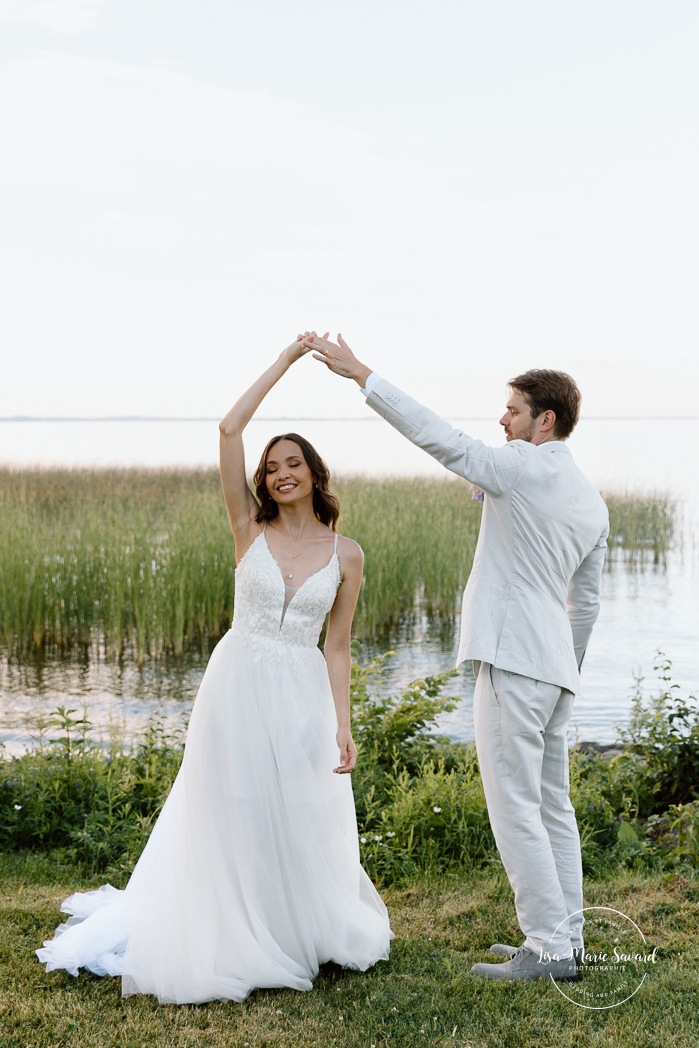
[36,629,392,1003]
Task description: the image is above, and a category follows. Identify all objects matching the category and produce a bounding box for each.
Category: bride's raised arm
[218,336,313,559]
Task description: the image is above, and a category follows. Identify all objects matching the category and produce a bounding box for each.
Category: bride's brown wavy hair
[253,433,340,530]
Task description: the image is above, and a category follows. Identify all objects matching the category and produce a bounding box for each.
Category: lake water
[1,416,698,753]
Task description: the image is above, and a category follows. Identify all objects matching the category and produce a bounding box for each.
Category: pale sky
[2,0,698,423]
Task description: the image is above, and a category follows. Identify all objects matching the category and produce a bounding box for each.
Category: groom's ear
[541,409,557,434]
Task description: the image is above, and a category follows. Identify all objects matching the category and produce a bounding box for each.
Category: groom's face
[500,390,539,443]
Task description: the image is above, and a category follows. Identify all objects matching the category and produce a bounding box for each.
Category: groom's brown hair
[509,369,581,440]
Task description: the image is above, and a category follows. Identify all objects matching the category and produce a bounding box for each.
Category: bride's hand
[334,728,358,774]
[281,331,330,365]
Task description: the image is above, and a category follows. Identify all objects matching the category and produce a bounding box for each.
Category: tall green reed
[336,475,481,635]
[0,467,677,661]
[604,490,677,565]
[0,469,235,663]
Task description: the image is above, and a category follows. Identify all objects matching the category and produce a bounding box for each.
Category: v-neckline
[260,530,338,625]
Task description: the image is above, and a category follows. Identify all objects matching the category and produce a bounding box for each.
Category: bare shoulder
[336,534,364,576]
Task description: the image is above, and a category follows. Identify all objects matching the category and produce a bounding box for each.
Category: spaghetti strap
[333,532,339,554]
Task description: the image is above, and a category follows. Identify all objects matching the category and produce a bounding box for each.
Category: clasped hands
[289,332,373,388]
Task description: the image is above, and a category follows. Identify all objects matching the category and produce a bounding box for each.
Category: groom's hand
[303,333,373,388]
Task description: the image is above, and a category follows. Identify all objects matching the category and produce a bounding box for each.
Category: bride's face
[265,439,314,505]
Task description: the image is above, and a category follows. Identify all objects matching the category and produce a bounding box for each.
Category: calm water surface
[1,417,698,753]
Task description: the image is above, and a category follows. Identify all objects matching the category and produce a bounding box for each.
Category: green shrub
[568,654,699,874]
[1,707,184,877]
[3,655,696,885]
[569,749,621,872]
[643,801,699,866]
[349,654,494,882]
[358,754,494,884]
[615,654,699,814]
[350,650,460,777]
[350,654,494,883]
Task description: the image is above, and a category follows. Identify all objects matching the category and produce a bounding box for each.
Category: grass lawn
[1,852,697,1048]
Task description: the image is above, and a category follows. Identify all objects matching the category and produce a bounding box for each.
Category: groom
[306,333,609,982]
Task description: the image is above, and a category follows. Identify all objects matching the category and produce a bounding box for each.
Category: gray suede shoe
[490,942,584,965]
[472,946,579,981]
[489,942,519,957]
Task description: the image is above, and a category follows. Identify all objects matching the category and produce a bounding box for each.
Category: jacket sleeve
[566,526,609,668]
[366,377,526,496]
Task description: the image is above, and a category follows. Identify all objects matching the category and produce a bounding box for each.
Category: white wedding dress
[37,529,392,1003]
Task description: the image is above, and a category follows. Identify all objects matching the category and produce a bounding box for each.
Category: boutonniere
[469,484,485,503]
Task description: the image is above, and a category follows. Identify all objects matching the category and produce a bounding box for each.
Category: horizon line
[2,415,699,424]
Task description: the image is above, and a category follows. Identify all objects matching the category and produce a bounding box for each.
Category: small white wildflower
[360,837,367,844]
[433,805,442,813]
[386,831,396,838]
[374,834,382,841]
[14,804,22,811]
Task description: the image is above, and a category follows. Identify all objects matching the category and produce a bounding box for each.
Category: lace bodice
[231,530,341,650]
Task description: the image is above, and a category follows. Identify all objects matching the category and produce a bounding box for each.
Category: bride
[36,336,393,1003]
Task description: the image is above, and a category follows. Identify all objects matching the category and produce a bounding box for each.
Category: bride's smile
[265,440,314,503]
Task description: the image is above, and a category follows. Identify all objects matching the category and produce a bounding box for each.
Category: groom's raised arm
[305,333,525,497]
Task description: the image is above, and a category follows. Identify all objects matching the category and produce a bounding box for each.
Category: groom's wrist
[358,364,379,389]
[359,369,379,395]
[355,365,373,390]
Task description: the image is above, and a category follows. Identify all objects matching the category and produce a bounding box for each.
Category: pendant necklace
[287,545,309,580]
[282,520,312,580]
[287,551,307,580]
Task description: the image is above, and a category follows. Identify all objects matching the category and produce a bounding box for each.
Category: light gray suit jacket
[366,376,609,694]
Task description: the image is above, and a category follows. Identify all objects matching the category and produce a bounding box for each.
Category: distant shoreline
[3,415,699,423]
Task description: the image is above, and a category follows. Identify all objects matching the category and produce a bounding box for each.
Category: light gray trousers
[473,662,583,955]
